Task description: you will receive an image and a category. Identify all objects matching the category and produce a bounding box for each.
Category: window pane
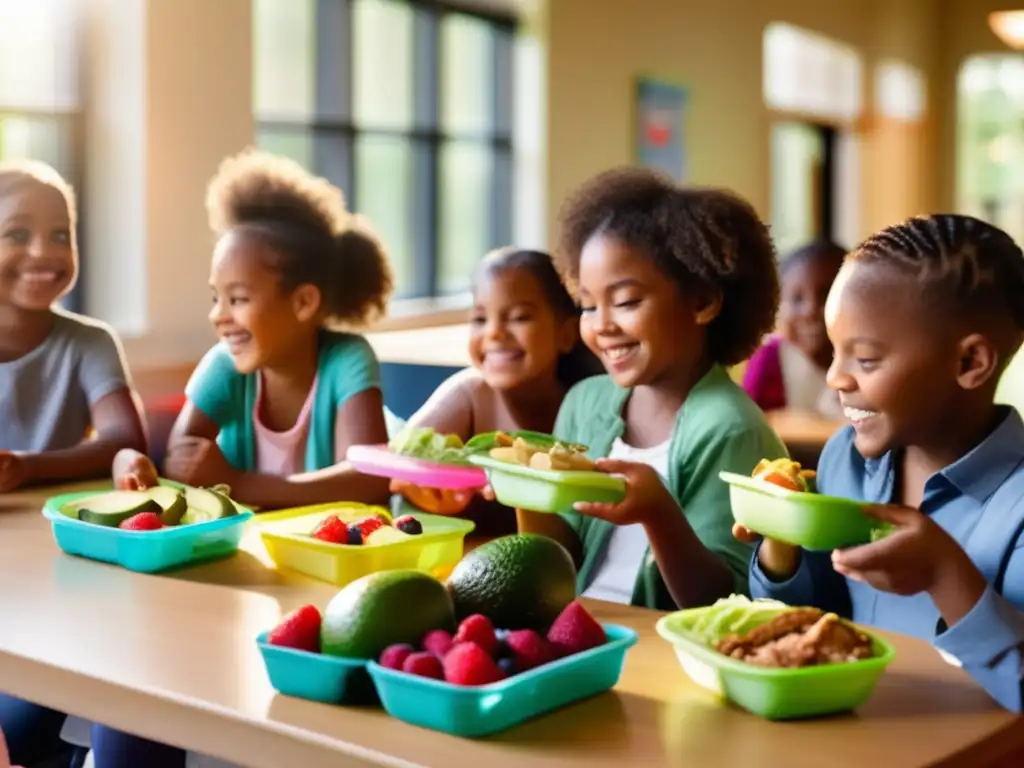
[253,0,316,119]
[353,0,413,130]
[438,141,494,294]
[257,127,352,205]
[355,135,416,297]
[440,14,495,135]
[0,0,78,111]
[0,116,73,178]
[257,126,314,170]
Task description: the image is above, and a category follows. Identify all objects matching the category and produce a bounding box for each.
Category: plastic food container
[347,444,487,490]
[719,471,883,550]
[655,607,895,720]
[468,454,626,513]
[43,486,253,573]
[256,632,376,705]
[367,623,637,737]
[256,503,475,586]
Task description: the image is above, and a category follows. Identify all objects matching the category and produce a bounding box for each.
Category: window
[253,0,515,300]
[0,0,83,308]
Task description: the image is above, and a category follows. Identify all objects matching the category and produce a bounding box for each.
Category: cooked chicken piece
[714,609,872,668]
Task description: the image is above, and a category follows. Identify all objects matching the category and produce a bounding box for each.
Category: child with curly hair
[152,148,394,508]
[519,168,788,610]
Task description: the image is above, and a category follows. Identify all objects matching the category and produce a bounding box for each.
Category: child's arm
[112,448,159,490]
[2,388,147,491]
[516,509,583,564]
[167,390,391,508]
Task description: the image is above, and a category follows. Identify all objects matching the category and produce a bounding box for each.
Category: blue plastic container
[256,632,376,705]
[42,487,253,573]
[367,623,637,737]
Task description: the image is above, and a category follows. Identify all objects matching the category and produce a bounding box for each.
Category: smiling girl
[393,247,601,534]
[160,149,394,508]
[519,168,788,610]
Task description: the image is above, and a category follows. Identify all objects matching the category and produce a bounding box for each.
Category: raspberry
[403,651,444,679]
[311,514,347,544]
[546,601,606,657]
[267,605,321,653]
[443,642,504,686]
[422,629,454,658]
[119,512,164,531]
[379,643,414,670]
[393,515,423,535]
[505,629,556,670]
[453,614,498,657]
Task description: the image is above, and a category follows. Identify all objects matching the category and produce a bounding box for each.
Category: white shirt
[581,437,671,604]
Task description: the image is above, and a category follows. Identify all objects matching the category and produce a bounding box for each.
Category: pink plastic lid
[347,444,487,490]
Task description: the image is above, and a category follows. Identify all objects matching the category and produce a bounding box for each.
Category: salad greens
[387,426,589,466]
[680,595,789,646]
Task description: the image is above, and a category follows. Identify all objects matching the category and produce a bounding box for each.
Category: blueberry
[346,525,363,545]
[494,628,511,642]
[497,657,517,676]
[394,515,423,535]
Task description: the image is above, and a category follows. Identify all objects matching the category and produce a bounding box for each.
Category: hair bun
[328,215,394,327]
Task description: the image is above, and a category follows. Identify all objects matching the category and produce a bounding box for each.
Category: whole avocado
[446,534,577,632]
[321,570,455,659]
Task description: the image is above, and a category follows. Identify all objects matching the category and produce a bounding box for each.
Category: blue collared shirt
[749,406,1024,711]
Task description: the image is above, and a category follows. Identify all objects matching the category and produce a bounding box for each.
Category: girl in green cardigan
[521,168,788,611]
[123,150,395,510]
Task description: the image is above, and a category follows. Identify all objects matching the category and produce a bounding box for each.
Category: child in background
[741,215,1024,712]
[520,168,788,610]
[161,149,393,508]
[393,247,602,535]
[0,160,149,768]
[742,240,845,418]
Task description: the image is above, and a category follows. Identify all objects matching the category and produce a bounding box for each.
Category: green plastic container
[469,454,625,513]
[656,606,895,720]
[720,471,886,550]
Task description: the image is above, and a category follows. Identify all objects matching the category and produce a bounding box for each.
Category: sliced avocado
[180,486,237,525]
[73,491,161,527]
[146,486,187,526]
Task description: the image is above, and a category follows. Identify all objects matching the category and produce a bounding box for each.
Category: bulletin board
[634,77,688,182]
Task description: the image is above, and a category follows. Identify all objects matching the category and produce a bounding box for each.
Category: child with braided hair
[738,214,1024,711]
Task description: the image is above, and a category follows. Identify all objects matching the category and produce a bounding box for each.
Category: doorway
[770,121,838,256]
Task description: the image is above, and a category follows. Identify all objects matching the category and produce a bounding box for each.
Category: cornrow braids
[850,215,1024,335]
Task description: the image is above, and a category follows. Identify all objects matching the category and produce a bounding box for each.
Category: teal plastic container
[256,632,376,705]
[367,623,637,737]
[43,487,253,573]
[656,606,896,720]
[720,471,887,550]
[468,454,625,514]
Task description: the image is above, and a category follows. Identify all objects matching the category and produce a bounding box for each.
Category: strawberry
[443,642,504,686]
[267,605,321,653]
[402,651,444,679]
[119,512,164,531]
[311,514,348,544]
[353,516,386,540]
[379,643,414,670]
[504,629,556,670]
[422,629,454,658]
[452,614,498,657]
[546,601,606,657]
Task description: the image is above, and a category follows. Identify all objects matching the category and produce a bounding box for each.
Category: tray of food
[721,458,891,550]
[468,431,625,513]
[656,595,895,720]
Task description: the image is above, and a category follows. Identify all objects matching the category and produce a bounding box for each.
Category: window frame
[255,0,517,303]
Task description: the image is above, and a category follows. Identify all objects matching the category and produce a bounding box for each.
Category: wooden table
[1,483,1023,768]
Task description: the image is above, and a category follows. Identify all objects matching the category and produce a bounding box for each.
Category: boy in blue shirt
[738,214,1024,711]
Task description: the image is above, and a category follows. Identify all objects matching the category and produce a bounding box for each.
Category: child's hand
[113,450,159,491]
[573,458,675,526]
[0,452,26,493]
[164,437,237,489]
[732,524,801,580]
[831,505,986,606]
[390,479,474,515]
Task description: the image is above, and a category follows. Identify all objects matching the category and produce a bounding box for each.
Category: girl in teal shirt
[521,168,788,610]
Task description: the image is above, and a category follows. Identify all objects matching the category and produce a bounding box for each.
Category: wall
[542,0,942,240]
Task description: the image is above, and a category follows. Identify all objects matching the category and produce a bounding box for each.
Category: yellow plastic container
[255,502,475,586]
